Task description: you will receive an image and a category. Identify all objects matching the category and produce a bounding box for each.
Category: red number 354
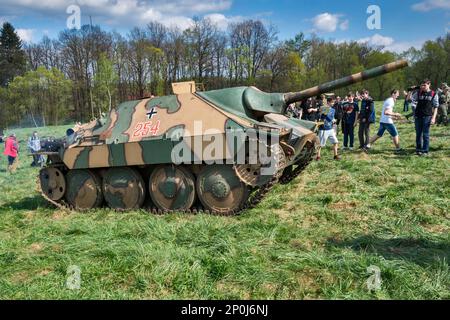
[133,121,160,137]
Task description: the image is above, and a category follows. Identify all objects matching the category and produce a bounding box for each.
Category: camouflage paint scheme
[60,59,408,172]
[61,91,304,170]
[39,60,409,212]
[149,165,196,211]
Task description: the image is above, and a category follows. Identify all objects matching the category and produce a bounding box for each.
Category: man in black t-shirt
[301,98,320,122]
[410,79,439,156]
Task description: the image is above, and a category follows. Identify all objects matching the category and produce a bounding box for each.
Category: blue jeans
[415,116,432,153]
[403,100,409,112]
[377,123,399,138]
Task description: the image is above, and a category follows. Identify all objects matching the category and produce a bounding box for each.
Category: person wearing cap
[3,133,19,173]
[437,83,449,126]
[410,79,439,156]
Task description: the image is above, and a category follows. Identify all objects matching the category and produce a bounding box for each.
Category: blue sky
[1,0,449,52]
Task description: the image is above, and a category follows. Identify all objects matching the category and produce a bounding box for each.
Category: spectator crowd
[286,79,449,160]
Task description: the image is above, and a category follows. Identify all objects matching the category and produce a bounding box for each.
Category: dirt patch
[297,272,319,291]
[355,151,371,160]
[422,224,449,234]
[216,281,251,299]
[10,271,30,284]
[51,244,63,253]
[275,209,295,221]
[290,239,314,251]
[24,211,35,220]
[52,210,68,220]
[28,243,43,253]
[38,268,53,276]
[330,201,359,210]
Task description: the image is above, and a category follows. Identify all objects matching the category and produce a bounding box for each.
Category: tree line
[0,19,449,127]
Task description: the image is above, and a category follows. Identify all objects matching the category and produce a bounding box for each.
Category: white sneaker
[349,147,354,151]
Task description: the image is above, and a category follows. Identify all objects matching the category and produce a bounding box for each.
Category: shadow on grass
[327,235,450,267]
[0,195,48,211]
[364,146,447,157]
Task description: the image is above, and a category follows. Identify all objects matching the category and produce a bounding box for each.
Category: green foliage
[6,66,72,126]
[285,32,311,60]
[363,51,406,99]
[403,35,450,87]
[0,103,448,299]
[285,52,306,91]
[93,53,118,114]
[145,46,167,96]
[0,22,26,87]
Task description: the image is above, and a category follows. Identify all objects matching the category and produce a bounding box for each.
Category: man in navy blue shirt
[342,93,360,150]
[358,89,375,150]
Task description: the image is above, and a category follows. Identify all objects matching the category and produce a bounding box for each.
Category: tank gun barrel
[284,59,409,104]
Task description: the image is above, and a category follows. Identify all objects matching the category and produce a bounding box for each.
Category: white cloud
[385,39,427,53]
[0,0,235,31]
[204,13,244,30]
[17,28,34,42]
[358,34,394,47]
[312,13,339,32]
[161,16,194,30]
[311,13,349,33]
[356,34,426,53]
[412,0,450,12]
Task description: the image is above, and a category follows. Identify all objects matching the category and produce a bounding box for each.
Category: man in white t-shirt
[368,89,403,152]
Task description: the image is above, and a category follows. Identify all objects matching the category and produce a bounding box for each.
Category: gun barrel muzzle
[284,59,409,104]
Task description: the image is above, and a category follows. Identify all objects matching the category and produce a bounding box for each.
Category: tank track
[37,154,314,217]
[279,157,313,185]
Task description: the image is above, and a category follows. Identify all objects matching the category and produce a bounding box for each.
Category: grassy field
[0,100,449,299]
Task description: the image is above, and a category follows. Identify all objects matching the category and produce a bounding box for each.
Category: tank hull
[38,60,409,214]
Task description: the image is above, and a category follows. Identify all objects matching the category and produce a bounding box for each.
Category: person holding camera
[410,79,439,156]
[301,97,320,122]
[405,86,420,121]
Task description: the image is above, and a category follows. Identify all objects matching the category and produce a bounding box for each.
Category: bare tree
[184,17,218,81]
[228,20,277,83]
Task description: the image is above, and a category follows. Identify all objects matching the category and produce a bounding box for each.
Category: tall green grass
[0,101,448,299]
